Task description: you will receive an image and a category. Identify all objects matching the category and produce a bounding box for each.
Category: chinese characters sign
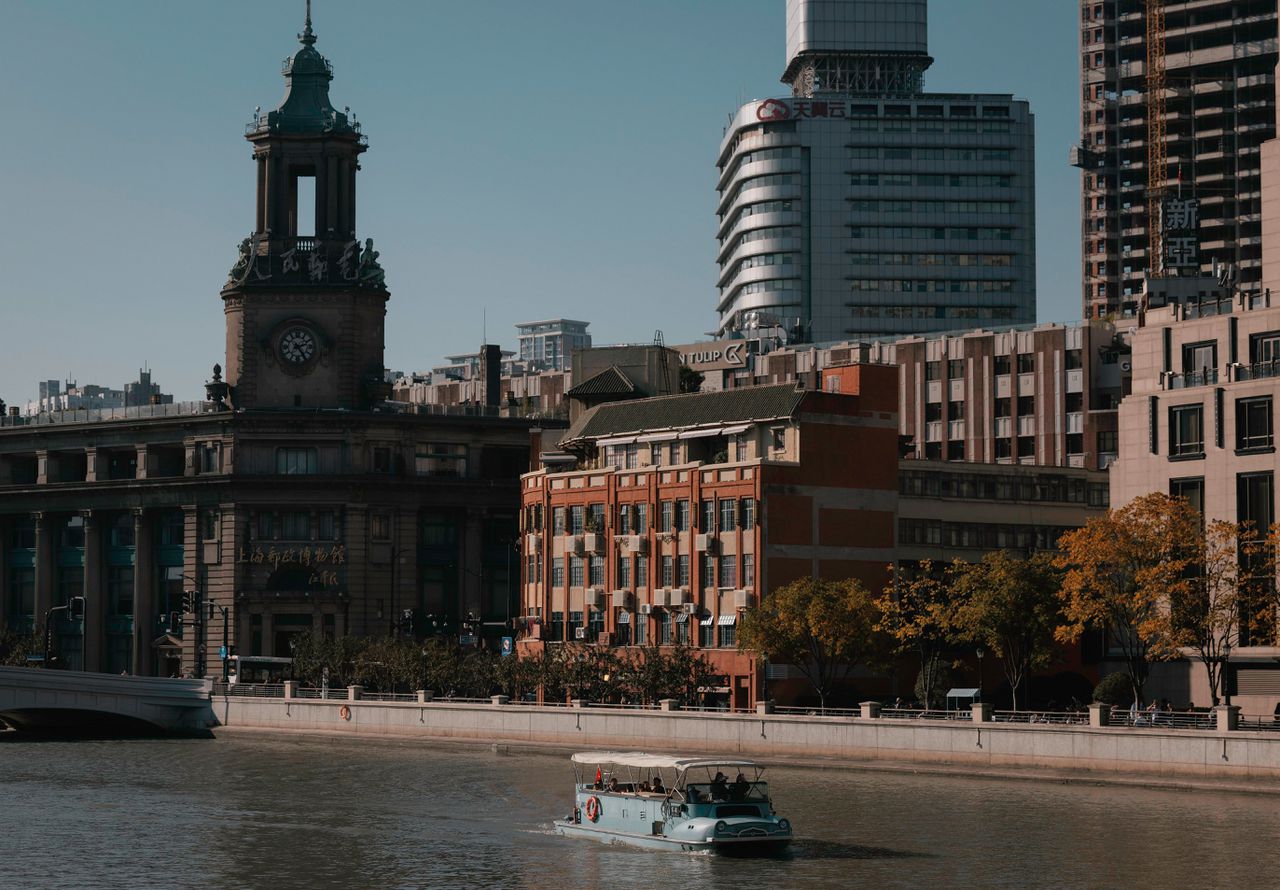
[1162,197,1200,271]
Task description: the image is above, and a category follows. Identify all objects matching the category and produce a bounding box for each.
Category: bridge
[0,666,213,735]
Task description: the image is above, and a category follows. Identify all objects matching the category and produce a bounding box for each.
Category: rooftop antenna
[300,0,316,45]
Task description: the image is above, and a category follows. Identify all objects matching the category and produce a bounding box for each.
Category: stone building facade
[0,11,543,676]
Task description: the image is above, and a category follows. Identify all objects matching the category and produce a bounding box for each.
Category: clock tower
[221,5,390,410]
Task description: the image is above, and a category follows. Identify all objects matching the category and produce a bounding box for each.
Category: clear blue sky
[0,0,1080,401]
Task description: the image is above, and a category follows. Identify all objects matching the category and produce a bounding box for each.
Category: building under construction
[1075,0,1277,320]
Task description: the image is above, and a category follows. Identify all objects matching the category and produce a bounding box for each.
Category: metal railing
[993,709,1089,726]
[1238,714,1280,732]
[0,401,217,428]
[880,708,971,721]
[1107,709,1215,731]
[1235,361,1280,382]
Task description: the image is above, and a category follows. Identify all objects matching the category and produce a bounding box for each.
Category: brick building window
[1170,477,1204,514]
[742,554,755,587]
[719,499,737,532]
[1237,397,1273,452]
[678,555,690,587]
[676,499,690,532]
[741,498,756,530]
[718,555,737,588]
[1169,405,1204,458]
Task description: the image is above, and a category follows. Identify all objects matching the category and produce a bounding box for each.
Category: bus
[227,655,294,686]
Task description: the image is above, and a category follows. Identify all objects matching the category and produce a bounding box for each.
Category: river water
[3,731,1279,889]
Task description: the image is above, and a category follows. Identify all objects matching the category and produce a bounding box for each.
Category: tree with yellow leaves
[875,560,959,710]
[1055,492,1201,706]
[737,576,883,711]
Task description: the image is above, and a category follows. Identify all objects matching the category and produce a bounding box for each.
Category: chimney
[478,344,502,409]
[528,427,543,472]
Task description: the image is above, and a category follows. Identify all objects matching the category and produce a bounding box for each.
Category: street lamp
[975,645,986,703]
[1222,641,1233,706]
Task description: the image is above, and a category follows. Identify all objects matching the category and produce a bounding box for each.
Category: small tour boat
[554,751,793,854]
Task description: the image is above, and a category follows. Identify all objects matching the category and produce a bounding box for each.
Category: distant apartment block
[517,319,591,372]
[22,370,173,417]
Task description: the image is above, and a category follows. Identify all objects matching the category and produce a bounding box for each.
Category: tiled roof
[564,383,806,442]
[565,366,639,398]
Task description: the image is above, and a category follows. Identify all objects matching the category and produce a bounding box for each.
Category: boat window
[715,804,763,818]
[685,781,769,803]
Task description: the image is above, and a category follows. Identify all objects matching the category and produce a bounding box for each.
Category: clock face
[279,327,317,364]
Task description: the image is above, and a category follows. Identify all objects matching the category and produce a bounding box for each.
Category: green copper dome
[247,4,359,138]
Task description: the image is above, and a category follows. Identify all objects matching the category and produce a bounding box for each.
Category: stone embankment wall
[213,694,1280,784]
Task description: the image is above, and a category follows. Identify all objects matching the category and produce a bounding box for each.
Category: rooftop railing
[0,401,218,429]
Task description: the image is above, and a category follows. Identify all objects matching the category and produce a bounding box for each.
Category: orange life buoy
[584,795,602,822]
[339,704,352,721]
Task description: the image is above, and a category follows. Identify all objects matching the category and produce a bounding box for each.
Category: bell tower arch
[221,4,390,410]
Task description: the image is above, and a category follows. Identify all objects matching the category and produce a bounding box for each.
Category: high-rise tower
[716,0,1036,344]
[221,5,390,410]
[1075,1,1278,320]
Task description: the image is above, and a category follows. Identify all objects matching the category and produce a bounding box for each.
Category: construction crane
[1146,0,1168,275]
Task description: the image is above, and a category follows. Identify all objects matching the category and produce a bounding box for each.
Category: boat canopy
[570,751,759,772]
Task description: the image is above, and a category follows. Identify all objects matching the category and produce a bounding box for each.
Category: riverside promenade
[213,685,1280,788]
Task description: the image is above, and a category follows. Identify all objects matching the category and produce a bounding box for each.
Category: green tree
[738,576,882,711]
[875,560,957,710]
[0,629,41,667]
[678,364,704,394]
[1055,492,1201,706]
[950,551,1063,710]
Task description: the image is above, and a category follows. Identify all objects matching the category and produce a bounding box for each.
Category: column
[33,512,53,630]
[325,155,338,237]
[0,517,8,631]
[255,155,266,233]
[463,508,484,621]
[85,447,99,483]
[182,505,199,676]
[132,508,153,676]
[315,152,328,237]
[82,511,103,672]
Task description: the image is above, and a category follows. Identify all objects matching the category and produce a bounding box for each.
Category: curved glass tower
[716,0,1037,343]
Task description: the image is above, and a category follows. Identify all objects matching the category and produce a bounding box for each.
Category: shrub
[1091,671,1133,707]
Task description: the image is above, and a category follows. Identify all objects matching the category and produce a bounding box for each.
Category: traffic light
[67,596,84,619]
[182,590,196,614]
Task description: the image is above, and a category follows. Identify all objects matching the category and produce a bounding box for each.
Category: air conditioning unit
[681,602,697,616]
[625,534,648,554]
[614,590,635,610]
[525,533,542,551]
[597,631,612,647]
[696,533,719,554]
[584,588,602,608]
[638,602,653,616]
[653,588,669,608]
[668,587,686,607]
[733,589,754,609]
[584,533,602,553]
[569,535,585,555]
[574,626,587,640]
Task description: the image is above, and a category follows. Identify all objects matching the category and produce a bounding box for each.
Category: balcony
[1234,362,1280,383]
[1166,369,1219,390]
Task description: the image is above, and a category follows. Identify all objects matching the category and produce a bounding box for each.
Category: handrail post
[859,701,880,720]
[1088,702,1110,727]
[971,702,993,723]
[347,685,363,701]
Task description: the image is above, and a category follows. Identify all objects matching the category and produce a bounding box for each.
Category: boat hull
[554,820,791,856]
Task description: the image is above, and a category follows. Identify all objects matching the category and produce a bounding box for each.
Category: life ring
[584,795,602,822]
[339,704,352,721]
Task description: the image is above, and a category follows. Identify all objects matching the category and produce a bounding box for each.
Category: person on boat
[710,772,729,800]
[730,772,750,801]
[606,777,619,792]
[638,780,651,793]
[651,776,666,795]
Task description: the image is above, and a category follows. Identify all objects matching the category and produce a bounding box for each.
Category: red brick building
[517,366,899,708]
